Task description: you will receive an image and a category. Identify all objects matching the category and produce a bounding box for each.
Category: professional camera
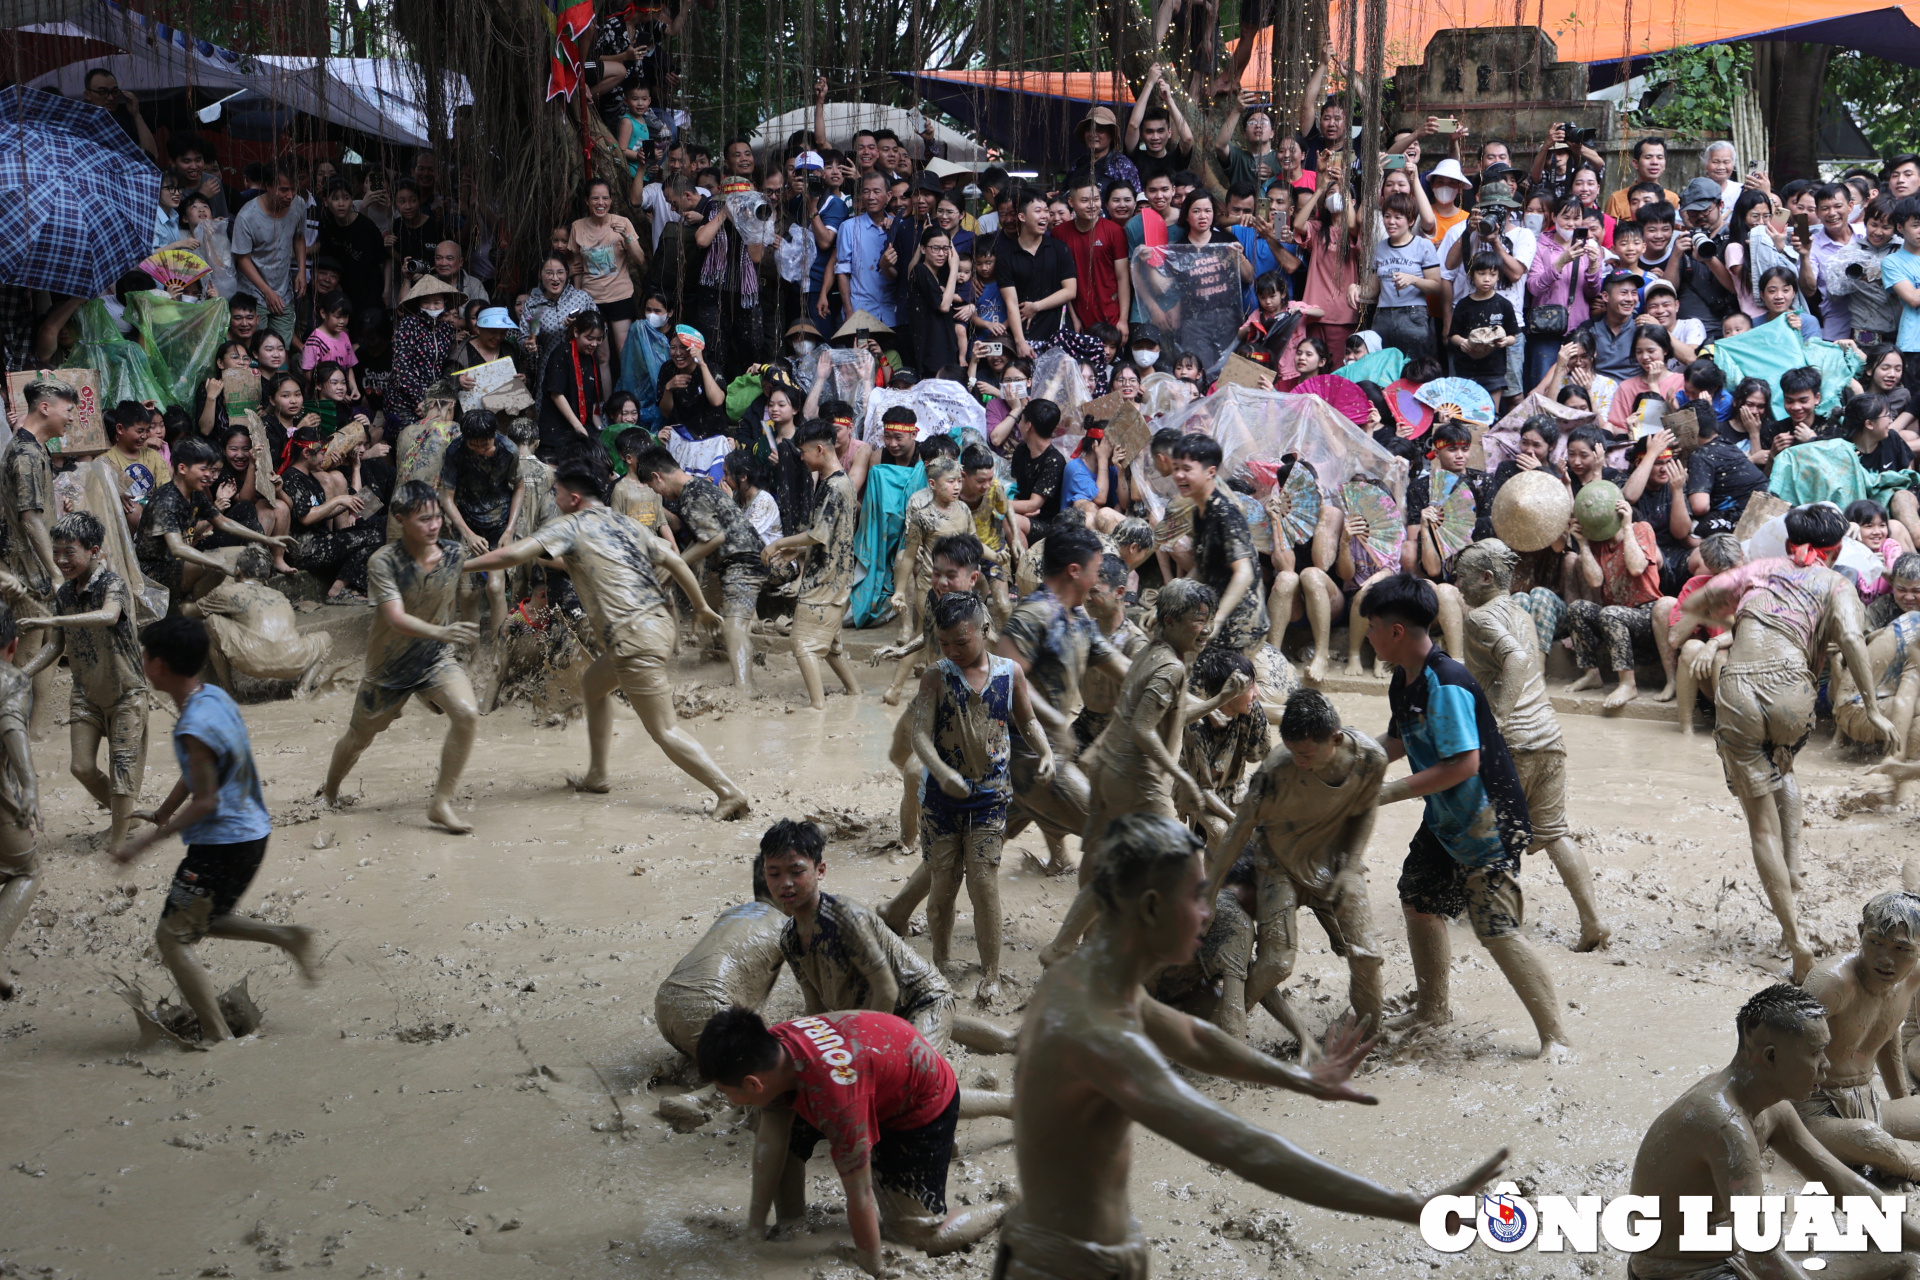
[1555,122,1597,150]
[404,257,430,277]
[1692,238,1719,261]
[1478,206,1508,233]
[1847,262,1867,280]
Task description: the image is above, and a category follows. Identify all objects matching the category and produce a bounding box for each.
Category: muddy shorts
[993,1212,1150,1280]
[789,1087,959,1216]
[0,821,36,880]
[1005,746,1090,844]
[1397,828,1524,939]
[158,836,269,944]
[1071,707,1111,754]
[792,602,847,660]
[903,992,956,1053]
[653,984,722,1058]
[1714,658,1815,801]
[584,616,677,704]
[716,559,768,620]
[922,811,1007,876]
[1628,1253,1758,1280]
[1084,766,1173,864]
[70,690,149,798]
[349,663,473,734]
[1510,747,1569,848]
[1254,856,1381,966]
[1793,1080,1882,1125]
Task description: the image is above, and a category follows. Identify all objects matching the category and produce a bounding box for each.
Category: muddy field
[1,649,1915,1279]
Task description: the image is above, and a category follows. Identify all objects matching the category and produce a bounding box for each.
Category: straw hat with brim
[834,310,895,339]
[401,276,465,309]
[924,157,969,180]
[1491,470,1575,553]
[785,320,823,341]
[1573,479,1626,543]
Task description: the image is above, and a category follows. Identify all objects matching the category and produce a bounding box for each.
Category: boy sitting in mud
[1628,984,1920,1279]
[1799,890,1920,1182]
[183,546,334,695]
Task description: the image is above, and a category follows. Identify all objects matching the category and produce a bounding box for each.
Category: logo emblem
[1484,1192,1527,1245]
[830,1067,858,1085]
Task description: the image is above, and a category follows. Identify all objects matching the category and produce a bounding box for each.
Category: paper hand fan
[1423,470,1478,560]
[1292,374,1369,425]
[138,248,211,290]
[1385,378,1434,439]
[1413,376,1497,428]
[1259,456,1323,548]
[1339,478,1404,578]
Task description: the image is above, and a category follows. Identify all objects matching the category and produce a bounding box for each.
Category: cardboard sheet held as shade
[5,369,105,453]
[1076,391,1149,463]
[221,367,261,413]
[455,358,521,414]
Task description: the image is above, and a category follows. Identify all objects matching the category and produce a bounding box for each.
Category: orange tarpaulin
[1262,0,1920,76]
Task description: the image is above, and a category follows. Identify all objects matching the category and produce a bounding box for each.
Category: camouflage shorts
[1398,827,1524,939]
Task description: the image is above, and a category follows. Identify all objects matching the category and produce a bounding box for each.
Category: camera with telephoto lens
[1692,238,1719,261]
[1556,122,1597,150]
[1847,262,1868,280]
[1478,207,1508,233]
[748,201,771,221]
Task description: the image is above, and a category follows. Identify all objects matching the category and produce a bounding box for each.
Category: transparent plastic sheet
[62,300,170,411]
[1125,385,1410,526]
[1129,243,1247,376]
[822,347,877,422]
[1480,393,1592,473]
[858,380,986,448]
[1139,370,1197,419]
[1030,347,1093,436]
[80,458,166,620]
[126,293,231,411]
[723,191,782,248]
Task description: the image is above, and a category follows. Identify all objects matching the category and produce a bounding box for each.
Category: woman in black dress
[907,230,961,372]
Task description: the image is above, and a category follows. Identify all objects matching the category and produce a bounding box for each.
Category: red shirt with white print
[770,1011,957,1175]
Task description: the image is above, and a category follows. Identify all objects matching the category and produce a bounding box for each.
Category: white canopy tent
[748,101,989,163]
[21,0,465,145]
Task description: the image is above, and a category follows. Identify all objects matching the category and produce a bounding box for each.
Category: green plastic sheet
[126,293,231,411]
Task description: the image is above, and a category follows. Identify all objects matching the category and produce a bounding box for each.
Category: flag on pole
[544,0,596,101]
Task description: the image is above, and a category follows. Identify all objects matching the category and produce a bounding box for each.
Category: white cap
[794,150,824,171]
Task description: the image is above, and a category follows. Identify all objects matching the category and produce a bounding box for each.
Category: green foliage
[1632,43,1750,137]
[1828,51,1920,160]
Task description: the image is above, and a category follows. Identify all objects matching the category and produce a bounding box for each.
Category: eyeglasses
[86,83,118,96]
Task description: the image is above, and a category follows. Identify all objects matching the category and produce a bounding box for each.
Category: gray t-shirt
[1374,234,1439,308]
[230,196,307,298]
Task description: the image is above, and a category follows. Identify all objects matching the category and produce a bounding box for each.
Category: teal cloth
[847,459,926,628]
[1333,347,1407,387]
[1766,437,1920,507]
[1707,317,1862,418]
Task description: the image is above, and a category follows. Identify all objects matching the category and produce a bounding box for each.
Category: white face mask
[793,338,815,354]
[1325,191,1344,213]
[1134,350,1159,368]
[647,313,671,330]
[419,305,445,319]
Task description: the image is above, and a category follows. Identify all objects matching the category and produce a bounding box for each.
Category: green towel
[1766,437,1920,507]
[1707,317,1861,418]
[1333,346,1407,387]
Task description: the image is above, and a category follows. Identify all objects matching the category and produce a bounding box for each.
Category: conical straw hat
[1490,470,1573,553]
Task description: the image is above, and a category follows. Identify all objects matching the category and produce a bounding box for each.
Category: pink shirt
[302,326,357,370]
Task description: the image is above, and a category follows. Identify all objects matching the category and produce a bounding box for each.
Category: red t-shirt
[1593,522,1663,607]
[1052,217,1130,328]
[772,1012,957,1176]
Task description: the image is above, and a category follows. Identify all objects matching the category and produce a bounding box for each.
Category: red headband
[1789,541,1841,567]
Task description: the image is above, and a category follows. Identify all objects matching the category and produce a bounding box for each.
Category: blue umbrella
[0,85,159,297]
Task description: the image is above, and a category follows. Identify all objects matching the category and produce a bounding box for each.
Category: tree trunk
[1754,41,1833,184]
